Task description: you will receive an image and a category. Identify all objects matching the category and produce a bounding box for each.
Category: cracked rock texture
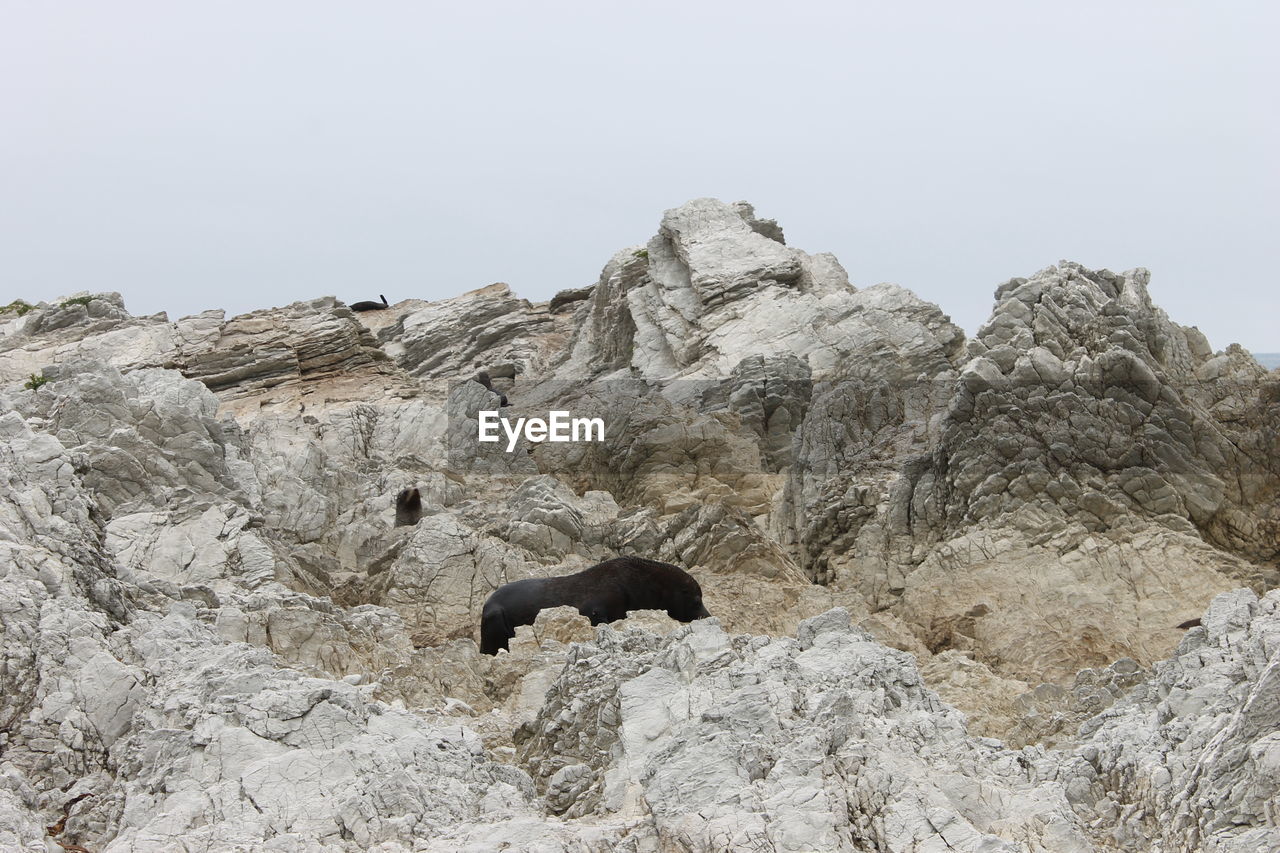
[1,198,1277,850]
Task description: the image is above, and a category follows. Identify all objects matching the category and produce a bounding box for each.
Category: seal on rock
[395,487,422,527]
[351,294,389,312]
[479,556,711,654]
[475,370,509,407]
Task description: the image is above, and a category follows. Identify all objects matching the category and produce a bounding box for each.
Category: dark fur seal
[1177,617,1202,629]
[475,370,508,407]
[395,487,422,527]
[480,556,710,654]
[351,294,389,312]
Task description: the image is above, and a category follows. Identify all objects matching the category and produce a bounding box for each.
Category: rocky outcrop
[0,368,571,852]
[1,199,1277,850]
[17,363,257,519]
[517,610,1095,851]
[1074,588,1280,851]
[1,292,212,386]
[556,198,966,379]
[380,282,572,379]
[178,296,400,401]
[783,261,1279,684]
[936,264,1276,562]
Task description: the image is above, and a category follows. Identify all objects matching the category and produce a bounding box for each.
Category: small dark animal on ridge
[395,487,422,526]
[1177,617,1202,629]
[480,556,710,654]
[475,370,509,407]
[351,294,389,312]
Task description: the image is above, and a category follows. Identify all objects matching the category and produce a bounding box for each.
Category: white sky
[2,1,1276,351]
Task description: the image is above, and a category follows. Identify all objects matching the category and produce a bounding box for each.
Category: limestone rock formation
[1,198,1277,850]
[556,197,965,379]
[783,261,1279,684]
[1074,588,1280,851]
[517,611,1095,850]
[380,282,572,380]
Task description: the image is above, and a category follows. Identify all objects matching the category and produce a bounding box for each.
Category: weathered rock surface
[1,199,1277,850]
[556,198,966,380]
[783,261,1279,684]
[1072,588,1280,851]
[517,610,1095,851]
[380,282,573,380]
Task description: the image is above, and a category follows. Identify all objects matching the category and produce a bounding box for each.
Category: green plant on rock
[60,295,94,308]
[2,299,34,316]
[633,248,649,261]
[24,373,49,390]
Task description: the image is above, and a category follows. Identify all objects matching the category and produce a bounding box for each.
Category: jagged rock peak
[558,197,965,380]
[974,262,1199,373]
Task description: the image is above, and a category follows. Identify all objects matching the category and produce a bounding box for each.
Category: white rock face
[1,199,1277,850]
[518,611,1094,852]
[1065,588,1280,852]
[380,282,573,379]
[558,198,965,379]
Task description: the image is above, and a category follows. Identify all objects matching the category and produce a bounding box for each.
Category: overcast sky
[2,2,1276,351]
